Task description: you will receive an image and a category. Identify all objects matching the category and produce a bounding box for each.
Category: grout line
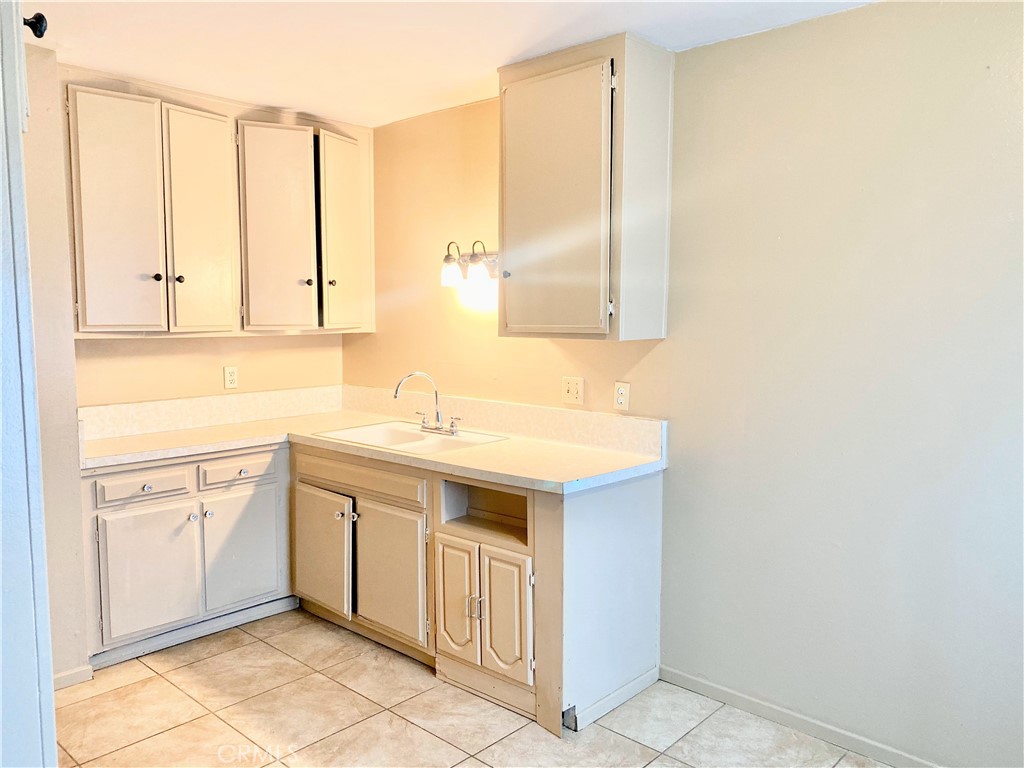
[831,752,850,768]
[657,701,726,758]
[137,630,258,675]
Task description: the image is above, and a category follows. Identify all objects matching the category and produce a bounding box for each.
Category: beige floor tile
[140,628,257,673]
[477,722,658,768]
[264,620,375,669]
[666,706,845,768]
[598,681,722,751]
[836,752,892,768]
[164,642,311,711]
[56,676,206,764]
[57,745,76,767]
[284,710,466,767]
[393,683,529,753]
[54,660,155,709]
[241,610,319,640]
[323,645,440,707]
[81,714,272,767]
[218,673,381,757]
[646,755,687,767]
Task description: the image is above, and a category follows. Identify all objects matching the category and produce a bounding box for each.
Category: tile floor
[55,610,892,768]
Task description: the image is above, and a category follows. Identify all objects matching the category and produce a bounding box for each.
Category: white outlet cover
[224,366,239,389]
[614,381,630,411]
[562,376,585,405]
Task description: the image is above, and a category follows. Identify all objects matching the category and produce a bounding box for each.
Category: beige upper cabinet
[163,104,240,332]
[238,121,318,330]
[69,86,168,332]
[498,34,674,341]
[318,129,375,331]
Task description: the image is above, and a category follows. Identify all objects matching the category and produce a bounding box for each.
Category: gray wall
[658,3,1022,766]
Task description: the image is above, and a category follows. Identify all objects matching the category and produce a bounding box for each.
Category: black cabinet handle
[175,275,185,283]
[152,273,163,282]
[305,278,314,286]
[328,279,337,286]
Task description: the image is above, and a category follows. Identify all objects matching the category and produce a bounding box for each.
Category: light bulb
[466,257,489,284]
[441,258,462,287]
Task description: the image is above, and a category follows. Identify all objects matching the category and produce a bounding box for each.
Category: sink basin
[316,421,506,455]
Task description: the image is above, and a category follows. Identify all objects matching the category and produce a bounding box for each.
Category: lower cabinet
[293,482,354,619]
[355,499,428,648]
[436,532,534,686]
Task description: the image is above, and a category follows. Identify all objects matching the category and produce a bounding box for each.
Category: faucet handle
[415,411,429,427]
[449,416,462,435]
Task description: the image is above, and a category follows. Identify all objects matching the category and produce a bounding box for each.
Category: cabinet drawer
[95,466,194,508]
[199,452,276,489]
[296,454,427,508]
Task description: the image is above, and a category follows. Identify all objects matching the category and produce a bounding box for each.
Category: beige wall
[76,336,342,406]
[346,4,1023,766]
[64,64,350,407]
[24,46,90,684]
[343,99,668,413]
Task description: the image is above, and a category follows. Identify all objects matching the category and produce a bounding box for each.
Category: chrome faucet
[393,371,460,435]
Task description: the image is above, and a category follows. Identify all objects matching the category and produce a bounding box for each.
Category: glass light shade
[466,257,490,284]
[441,257,462,287]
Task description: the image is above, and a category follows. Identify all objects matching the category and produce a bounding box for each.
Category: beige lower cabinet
[293,482,354,619]
[436,533,534,686]
[84,447,291,657]
[290,445,663,738]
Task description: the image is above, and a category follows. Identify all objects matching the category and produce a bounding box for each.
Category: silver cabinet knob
[351,511,359,522]
[335,511,343,520]
[142,483,153,493]
[238,468,249,477]
[204,510,214,519]
[502,270,511,279]
[188,512,199,522]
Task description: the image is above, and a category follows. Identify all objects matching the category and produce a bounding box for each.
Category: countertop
[81,410,665,495]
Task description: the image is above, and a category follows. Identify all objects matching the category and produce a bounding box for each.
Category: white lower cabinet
[202,484,280,612]
[436,533,534,686]
[293,482,354,619]
[98,499,203,642]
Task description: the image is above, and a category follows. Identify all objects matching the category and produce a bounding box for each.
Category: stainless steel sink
[316,421,506,455]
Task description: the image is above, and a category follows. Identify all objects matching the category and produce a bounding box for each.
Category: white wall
[659,4,1022,767]
[23,45,90,687]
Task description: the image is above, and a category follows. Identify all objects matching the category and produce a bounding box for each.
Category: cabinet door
[435,533,480,664]
[163,104,239,332]
[356,499,427,647]
[480,545,534,685]
[293,482,353,619]
[239,121,317,329]
[500,59,612,335]
[98,500,202,642]
[202,483,279,612]
[319,130,374,331]
[69,86,167,331]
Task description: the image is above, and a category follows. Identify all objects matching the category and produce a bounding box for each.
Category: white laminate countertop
[81,410,665,495]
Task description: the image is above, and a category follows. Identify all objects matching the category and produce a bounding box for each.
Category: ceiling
[31,1,864,127]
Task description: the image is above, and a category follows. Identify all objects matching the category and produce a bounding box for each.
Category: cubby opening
[440,480,529,549]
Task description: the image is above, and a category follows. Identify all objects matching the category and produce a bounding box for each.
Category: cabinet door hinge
[74,302,80,318]
[529,657,536,671]
[426,618,431,634]
[234,132,239,146]
[424,522,429,542]
[528,571,535,588]
[610,73,618,90]
[98,615,104,634]
[65,99,70,115]
[608,298,615,317]
[94,527,99,543]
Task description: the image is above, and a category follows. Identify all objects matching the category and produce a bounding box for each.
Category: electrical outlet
[223,366,238,390]
[562,376,585,405]
[614,381,631,411]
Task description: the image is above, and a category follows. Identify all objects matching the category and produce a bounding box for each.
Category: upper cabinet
[317,129,375,332]
[162,104,240,332]
[69,86,240,333]
[238,121,318,330]
[498,34,674,341]
[68,84,375,336]
[69,87,168,331]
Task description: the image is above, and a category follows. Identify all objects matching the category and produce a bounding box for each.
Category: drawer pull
[238,468,249,477]
[477,597,486,620]
[204,510,214,519]
[142,484,153,493]
[468,594,477,618]
[188,512,199,523]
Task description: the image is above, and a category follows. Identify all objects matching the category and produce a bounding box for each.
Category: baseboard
[89,597,298,670]
[54,664,93,691]
[659,665,936,768]
[573,666,659,730]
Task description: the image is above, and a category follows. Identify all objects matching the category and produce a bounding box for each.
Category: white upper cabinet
[318,129,375,332]
[498,34,674,340]
[238,121,318,330]
[162,104,240,332]
[69,86,168,331]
